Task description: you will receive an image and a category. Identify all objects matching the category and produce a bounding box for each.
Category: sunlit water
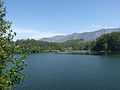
[16,53,120,90]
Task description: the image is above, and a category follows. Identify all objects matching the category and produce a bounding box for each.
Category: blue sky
[5,0,120,39]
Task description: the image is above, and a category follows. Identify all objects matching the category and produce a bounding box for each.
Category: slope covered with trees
[15,39,93,53]
[16,32,120,54]
[92,32,120,53]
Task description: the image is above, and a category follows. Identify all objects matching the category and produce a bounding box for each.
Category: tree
[92,32,120,53]
[0,0,26,89]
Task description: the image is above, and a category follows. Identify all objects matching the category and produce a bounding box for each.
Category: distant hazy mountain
[41,28,120,42]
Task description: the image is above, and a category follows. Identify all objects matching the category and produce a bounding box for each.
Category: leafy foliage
[15,39,93,53]
[16,32,120,54]
[92,32,120,53]
[0,0,26,89]
[16,39,64,53]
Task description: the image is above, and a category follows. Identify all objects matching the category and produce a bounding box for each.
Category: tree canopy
[15,32,120,54]
[92,32,120,53]
[0,0,26,89]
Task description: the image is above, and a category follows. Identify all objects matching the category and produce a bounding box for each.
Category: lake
[17,53,120,90]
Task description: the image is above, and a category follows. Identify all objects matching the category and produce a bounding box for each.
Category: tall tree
[0,0,26,89]
[92,32,120,53]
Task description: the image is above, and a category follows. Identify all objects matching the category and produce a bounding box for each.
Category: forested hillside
[16,32,120,54]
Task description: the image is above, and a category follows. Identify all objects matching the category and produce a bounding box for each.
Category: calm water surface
[17,53,120,90]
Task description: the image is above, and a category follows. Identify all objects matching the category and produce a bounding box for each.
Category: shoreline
[27,50,120,55]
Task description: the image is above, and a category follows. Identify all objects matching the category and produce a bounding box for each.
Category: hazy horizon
[6,0,120,40]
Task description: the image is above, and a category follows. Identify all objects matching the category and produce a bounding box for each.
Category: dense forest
[92,32,120,53]
[15,32,120,54]
[15,39,92,53]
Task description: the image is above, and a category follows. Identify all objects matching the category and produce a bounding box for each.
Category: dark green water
[17,53,120,90]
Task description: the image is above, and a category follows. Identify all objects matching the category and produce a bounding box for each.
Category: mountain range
[41,28,120,42]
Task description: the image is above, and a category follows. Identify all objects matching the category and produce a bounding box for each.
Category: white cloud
[13,28,66,40]
[90,24,119,30]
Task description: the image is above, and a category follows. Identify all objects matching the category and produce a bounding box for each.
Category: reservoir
[17,53,120,90]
